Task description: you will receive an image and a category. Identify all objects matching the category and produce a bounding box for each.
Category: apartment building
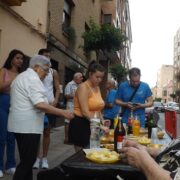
[156,65,174,102]
[0,0,48,67]
[174,27,180,100]
[47,0,132,98]
[0,0,132,100]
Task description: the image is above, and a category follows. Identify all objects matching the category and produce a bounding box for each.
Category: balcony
[2,0,26,6]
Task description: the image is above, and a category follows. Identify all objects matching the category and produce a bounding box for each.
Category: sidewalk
[2,126,74,180]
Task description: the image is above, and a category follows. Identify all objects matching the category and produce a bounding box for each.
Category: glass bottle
[127,111,133,135]
[114,116,125,152]
[90,112,101,149]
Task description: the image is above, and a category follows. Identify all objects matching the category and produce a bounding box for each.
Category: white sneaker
[33,158,41,169]
[41,158,49,169]
[0,170,3,178]
[5,167,16,175]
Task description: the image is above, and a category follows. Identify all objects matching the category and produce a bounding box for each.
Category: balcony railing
[2,0,26,6]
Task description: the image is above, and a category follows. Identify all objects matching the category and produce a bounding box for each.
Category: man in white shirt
[8,55,73,180]
[64,72,83,143]
[33,48,60,169]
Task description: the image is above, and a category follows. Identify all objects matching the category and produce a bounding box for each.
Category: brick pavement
[2,126,74,180]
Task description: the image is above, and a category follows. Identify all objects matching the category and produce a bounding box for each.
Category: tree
[170,93,176,101]
[109,64,127,83]
[154,98,162,102]
[82,19,127,60]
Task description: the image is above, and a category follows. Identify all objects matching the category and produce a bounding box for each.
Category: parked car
[166,102,180,111]
[153,101,165,112]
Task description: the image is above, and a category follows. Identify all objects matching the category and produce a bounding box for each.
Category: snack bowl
[108,129,114,136]
[127,135,139,142]
[101,144,114,150]
[147,143,162,149]
[138,136,151,145]
[139,128,147,136]
[157,131,165,139]
[100,136,109,144]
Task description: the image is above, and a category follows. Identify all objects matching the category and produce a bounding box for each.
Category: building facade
[0,0,132,102]
[173,27,180,102]
[156,65,174,102]
[47,0,132,100]
[0,0,48,67]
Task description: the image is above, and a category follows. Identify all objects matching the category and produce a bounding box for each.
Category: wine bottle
[127,111,133,135]
[114,116,125,152]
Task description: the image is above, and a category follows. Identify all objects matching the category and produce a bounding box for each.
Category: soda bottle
[127,111,133,135]
[90,112,101,149]
[132,115,140,136]
[114,116,125,152]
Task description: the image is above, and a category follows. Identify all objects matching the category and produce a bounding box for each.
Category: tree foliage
[109,64,127,83]
[154,98,162,102]
[82,19,127,53]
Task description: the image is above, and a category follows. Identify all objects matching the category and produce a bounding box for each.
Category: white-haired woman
[7,55,74,180]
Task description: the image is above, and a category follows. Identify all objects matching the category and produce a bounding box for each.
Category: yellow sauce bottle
[114,115,119,129]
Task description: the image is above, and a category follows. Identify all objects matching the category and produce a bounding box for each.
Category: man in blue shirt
[104,80,120,129]
[115,67,153,127]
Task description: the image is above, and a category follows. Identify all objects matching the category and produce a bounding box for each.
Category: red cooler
[165,110,177,138]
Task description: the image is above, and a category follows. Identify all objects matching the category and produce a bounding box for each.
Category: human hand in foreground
[123,139,146,150]
[122,146,150,169]
[122,141,171,180]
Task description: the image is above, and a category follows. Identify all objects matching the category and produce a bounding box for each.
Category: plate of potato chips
[86,149,120,163]
[138,136,151,145]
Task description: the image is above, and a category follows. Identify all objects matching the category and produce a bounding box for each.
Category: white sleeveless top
[43,68,54,103]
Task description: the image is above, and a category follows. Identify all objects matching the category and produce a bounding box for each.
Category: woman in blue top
[115,67,153,127]
[0,49,24,177]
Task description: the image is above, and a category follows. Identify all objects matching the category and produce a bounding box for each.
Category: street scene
[1,0,180,180]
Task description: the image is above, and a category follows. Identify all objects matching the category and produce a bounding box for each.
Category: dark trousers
[13,133,41,180]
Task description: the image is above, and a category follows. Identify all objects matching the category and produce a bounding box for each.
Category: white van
[166,102,179,111]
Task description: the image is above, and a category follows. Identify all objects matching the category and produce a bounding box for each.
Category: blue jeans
[0,93,16,170]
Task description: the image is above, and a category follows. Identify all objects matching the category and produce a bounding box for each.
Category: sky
[128,0,180,88]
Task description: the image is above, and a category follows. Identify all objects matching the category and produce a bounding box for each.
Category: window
[163,90,167,96]
[102,14,112,24]
[62,0,74,34]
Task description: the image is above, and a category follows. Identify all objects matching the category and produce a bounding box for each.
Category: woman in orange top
[68,61,107,152]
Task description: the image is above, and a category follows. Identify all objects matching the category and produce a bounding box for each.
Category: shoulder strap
[85,81,95,95]
[129,83,141,102]
[120,83,141,117]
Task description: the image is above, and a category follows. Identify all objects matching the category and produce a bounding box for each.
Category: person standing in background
[115,67,153,127]
[103,80,119,129]
[64,72,83,144]
[33,49,60,169]
[0,49,24,177]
